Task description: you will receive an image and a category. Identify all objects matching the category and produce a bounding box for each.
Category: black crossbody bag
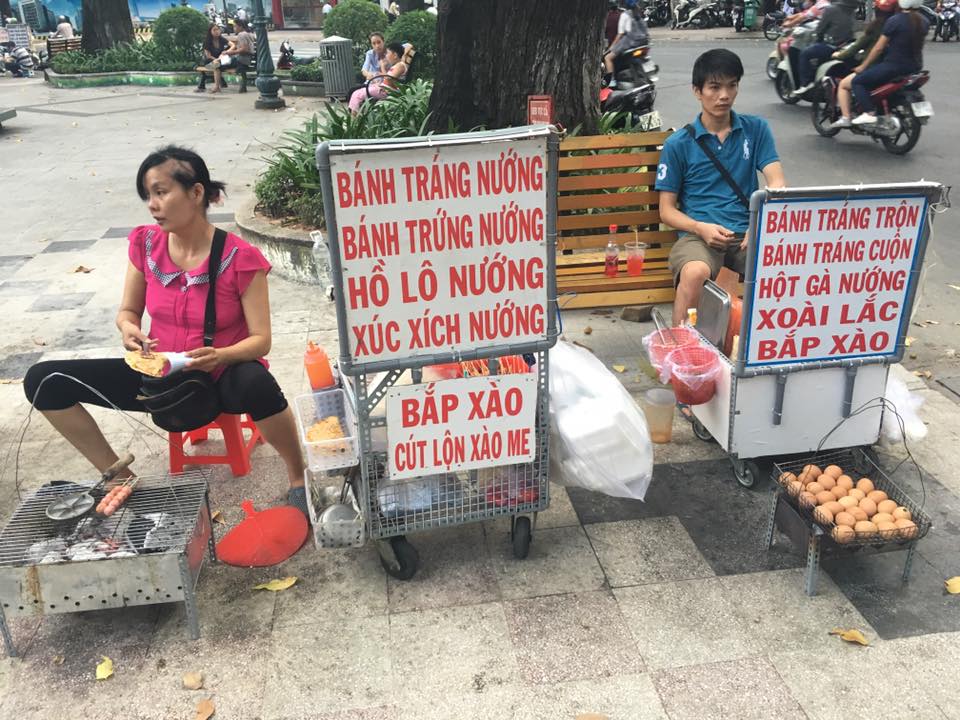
[138,228,227,433]
[684,123,751,209]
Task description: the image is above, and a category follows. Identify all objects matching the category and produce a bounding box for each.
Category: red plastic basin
[645,327,700,373]
[666,345,721,406]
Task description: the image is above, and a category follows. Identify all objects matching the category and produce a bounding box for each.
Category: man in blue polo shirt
[656,49,785,326]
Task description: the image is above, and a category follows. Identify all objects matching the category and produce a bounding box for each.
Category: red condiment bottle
[304,341,335,390]
[604,224,619,278]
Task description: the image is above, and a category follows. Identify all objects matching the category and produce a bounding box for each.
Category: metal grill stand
[0,471,214,657]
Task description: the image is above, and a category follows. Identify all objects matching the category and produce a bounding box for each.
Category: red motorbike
[811,66,933,155]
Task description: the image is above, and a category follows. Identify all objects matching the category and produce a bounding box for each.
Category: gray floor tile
[388,603,519,700]
[208,212,236,223]
[101,227,134,239]
[27,292,95,313]
[488,483,580,534]
[0,280,49,296]
[585,517,714,587]
[0,350,43,380]
[387,524,500,614]
[41,240,98,254]
[504,590,644,684]
[521,673,670,720]
[653,656,806,720]
[488,525,606,600]
[615,578,761,670]
[396,683,518,720]
[307,708,400,720]
[888,632,960,720]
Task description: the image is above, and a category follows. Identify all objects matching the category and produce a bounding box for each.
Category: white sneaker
[831,116,852,129]
[851,112,877,125]
[790,83,814,97]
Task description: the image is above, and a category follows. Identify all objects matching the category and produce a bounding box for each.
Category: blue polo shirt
[654,111,779,233]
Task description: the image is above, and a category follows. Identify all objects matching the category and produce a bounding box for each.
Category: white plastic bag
[548,341,654,500]
[882,376,928,444]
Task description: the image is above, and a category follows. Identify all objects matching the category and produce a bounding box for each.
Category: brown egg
[787,480,803,498]
[876,520,898,539]
[803,464,822,480]
[849,507,868,522]
[806,482,825,496]
[895,518,919,540]
[817,474,837,491]
[813,506,834,525]
[856,478,875,494]
[872,512,895,525]
[834,511,856,528]
[832,525,856,544]
[854,520,878,539]
[836,475,854,490]
[816,491,836,506]
[892,506,913,521]
[831,486,849,501]
[877,499,898,515]
[824,500,845,516]
[848,488,866,502]
[799,491,817,509]
[867,490,888,504]
[859,498,878,518]
[838,496,859,510]
[823,464,843,479]
[778,472,797,487]
[798,469,812,486]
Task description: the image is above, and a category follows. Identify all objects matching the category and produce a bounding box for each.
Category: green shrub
[49,39,197,74]
[290,59,323,83]
[150,6,209,57]
[323,0,387,47]
[384,10,437,80]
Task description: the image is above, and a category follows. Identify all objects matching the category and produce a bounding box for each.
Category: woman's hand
[121,322,156,353]
[185,347,223,372]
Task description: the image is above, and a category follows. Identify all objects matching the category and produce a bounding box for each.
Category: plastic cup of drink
[626,241,647,277]
[641,388,675,443]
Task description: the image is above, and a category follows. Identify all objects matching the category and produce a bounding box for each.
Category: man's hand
[853,64,865,74]
[695,222,737,250]
[185,347,223,373]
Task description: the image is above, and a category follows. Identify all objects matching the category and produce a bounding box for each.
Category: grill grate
[0,471,208,567]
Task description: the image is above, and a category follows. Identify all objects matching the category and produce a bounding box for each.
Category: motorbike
[277,40,295,69]
[672,0,721,28]
[770,20,819,102]
[811,61,932,155]
[600,44,660,129]
[1,42,36,77]
[717,0,736,26]
[763,10,786,39]
[644,0,673,27]
[934,0,959,41]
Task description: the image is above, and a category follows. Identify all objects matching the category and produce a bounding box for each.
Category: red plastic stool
[169,413,263,477]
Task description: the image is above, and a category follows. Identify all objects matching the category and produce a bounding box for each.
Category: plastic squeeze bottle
[304,341,335,390]
[604,224,619,278]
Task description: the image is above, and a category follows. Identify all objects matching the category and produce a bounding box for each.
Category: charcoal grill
[0,471,214,657]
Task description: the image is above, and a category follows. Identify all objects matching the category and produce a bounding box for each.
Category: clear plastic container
[641,388,675,443]
[294,389,359,472]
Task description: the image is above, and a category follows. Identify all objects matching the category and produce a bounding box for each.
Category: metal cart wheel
[692,418,713,443]
[512,516,532,559]
[378,536,419,580]
[731,458,762,489]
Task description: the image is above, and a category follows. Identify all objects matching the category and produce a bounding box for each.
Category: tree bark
[427,0,606,133]
[80,0,134,52]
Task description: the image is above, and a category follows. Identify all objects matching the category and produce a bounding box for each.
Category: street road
[652,39,959,381]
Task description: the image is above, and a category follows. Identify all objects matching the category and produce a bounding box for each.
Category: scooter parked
[672,0,721,28]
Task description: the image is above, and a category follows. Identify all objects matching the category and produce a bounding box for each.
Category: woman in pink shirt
[24,146,310,516]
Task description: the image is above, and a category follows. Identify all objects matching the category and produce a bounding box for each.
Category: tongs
[652,307,679,346]
[45,453,135,521]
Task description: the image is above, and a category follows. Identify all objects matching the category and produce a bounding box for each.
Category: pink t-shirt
[128,225,272,376]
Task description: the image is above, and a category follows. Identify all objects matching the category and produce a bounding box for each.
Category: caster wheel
[512,516,532,559]
[732,459,762,489]
[692,418,713,443]
[380,536,419,580]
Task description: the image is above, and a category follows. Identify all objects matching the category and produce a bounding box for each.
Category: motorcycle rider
[833,0,927,126]
[604,0,649,88]
[827,0,898,112]
[655,49,785,326]
[605,0,623,47]
[783,0,831,25]
[791,0,858,96]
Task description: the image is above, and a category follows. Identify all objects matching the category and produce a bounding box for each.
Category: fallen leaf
[253,576,298,592]
[32,337,46,346]
[925,370,933,378]
[948,284,960,292]
[182,671,204,690]
[926,320,940,325]
[829,628,870,646]
[910,354,917,360]
[583,326,593,335]
[946,577,960,594]
[195,698,215,720]
[914,321,927,328]
[53,655,64,665]
[0,379,23,385]
[95,656,114,680]
[211,510,225,524]
[72,265,94,273]
[612,364,626,373]
[905,337,915,347]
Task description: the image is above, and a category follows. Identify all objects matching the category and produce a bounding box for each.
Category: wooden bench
[556,130,677,310]
[46,36,81,57]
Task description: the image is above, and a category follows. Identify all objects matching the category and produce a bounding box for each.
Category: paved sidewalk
[1,78,959,720]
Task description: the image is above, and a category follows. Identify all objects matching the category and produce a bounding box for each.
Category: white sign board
[330,138,550,367]
[744,195,927,367]
[385,374,538,480]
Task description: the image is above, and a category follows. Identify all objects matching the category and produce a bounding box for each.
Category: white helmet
[897,0,922,8]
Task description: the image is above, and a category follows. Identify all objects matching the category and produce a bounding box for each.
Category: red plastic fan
[216,500,309,567]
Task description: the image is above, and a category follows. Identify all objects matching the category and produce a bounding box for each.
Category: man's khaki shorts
[668,232,746,287]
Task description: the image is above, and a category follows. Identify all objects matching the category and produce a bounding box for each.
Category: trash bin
[319,35,355,99]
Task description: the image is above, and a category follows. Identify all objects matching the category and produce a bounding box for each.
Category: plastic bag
[882,376,928,444]
[664,344,722,406]
[642,327,699,383]
[548,341,654,500]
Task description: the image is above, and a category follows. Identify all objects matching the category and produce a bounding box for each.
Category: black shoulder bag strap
[203,228,227,347]
[684,123,751,209]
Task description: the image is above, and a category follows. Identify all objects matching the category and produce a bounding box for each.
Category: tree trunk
[0,1,12,21]
[80,0,134,52]
[427,0,606,133]
[398,1,425,11]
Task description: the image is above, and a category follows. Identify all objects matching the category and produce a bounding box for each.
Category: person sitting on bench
[195,23,231,93]
[348,41,408,114]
